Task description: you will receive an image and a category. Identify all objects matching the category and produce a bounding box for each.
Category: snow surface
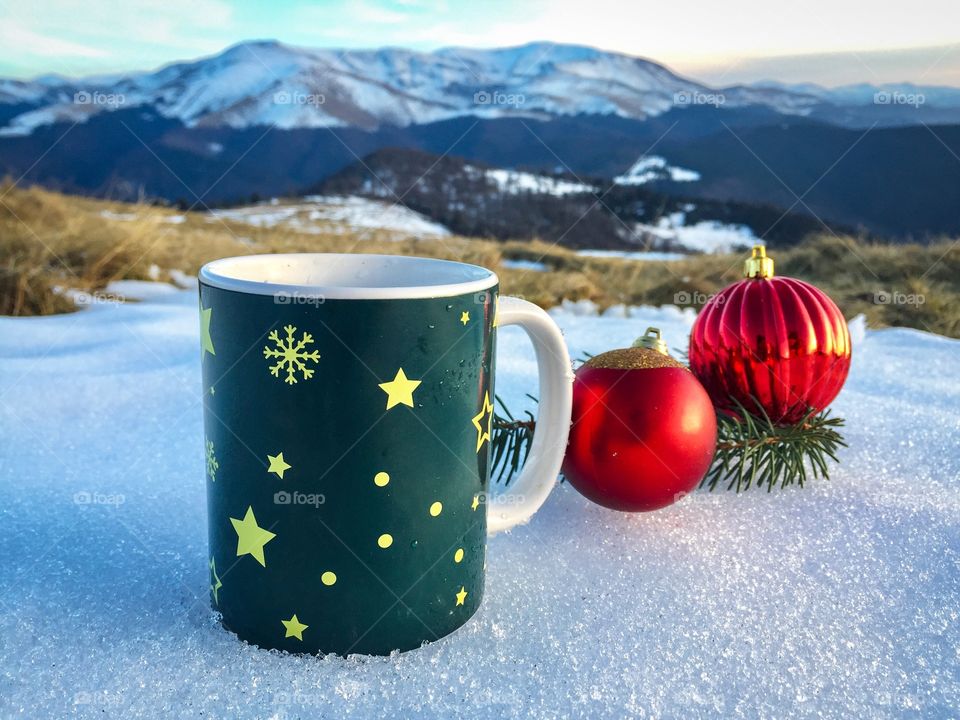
[99,209,138,221]
[1,287,958,719]
[576,249,687,262]
[209,196,450,238]
[98,210,189,225]
[614,155,701,185]
[101,280,183,302]
[500,258,549,272]
[482,168,595,196]
[634,212,758,254]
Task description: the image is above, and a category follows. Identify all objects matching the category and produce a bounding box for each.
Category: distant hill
[312,147,839,249]
[0,106,805,204]
[660,122,960,237]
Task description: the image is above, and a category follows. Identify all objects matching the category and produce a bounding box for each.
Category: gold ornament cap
[631,327,669,355]
[585,328,685,370]
[744,244,775,279]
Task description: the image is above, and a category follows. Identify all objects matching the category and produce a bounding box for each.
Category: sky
[0,0,957,87]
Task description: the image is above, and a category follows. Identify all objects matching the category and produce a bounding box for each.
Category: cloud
[0,0,235,76]
[2,0,234,53]
[0,21,109,59]
[352,1,413,24]
[1,0,956,86]
[686,44,960,88]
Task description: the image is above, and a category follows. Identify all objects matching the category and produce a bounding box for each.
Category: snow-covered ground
[500,258,549,271]
[634,211,758,254]
[99,209,187,224]
[573,215,757,257]
[209,196,451,238]
[480,168,596,196]
[614,155,701,185]
[2,287,958,719]
[576,249,687,262]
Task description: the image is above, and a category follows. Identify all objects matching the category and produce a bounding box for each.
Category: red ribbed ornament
[688,246,851,425]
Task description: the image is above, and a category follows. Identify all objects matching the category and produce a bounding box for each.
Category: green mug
[198,253,572,655]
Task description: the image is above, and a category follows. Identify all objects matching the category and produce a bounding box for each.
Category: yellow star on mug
[460,311,470,325]
[455,586,468,606]
[200,304,216,357]
[379,368,421,410]
[281,614,308,641]
[230,506,276,567]
[209,557,223,605]
[267,452,291,479]
[471,391,494,452]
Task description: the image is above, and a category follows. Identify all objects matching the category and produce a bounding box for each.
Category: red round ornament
[689,246,851,425]
[563,329,718,512]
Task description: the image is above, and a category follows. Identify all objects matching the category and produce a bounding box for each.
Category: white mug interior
[200,253,499,300]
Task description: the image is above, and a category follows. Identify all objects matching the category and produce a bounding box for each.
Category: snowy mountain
[752,79,960,108]
[3,41,959,238]
[0,40,828,136]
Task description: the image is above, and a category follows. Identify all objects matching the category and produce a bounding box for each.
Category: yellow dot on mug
[429,501,443,517]
[321,571,337,586]
[374,471,390,487]
[378,533,393,549]
[454,548,464,563]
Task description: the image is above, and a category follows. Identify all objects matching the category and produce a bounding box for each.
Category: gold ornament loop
[744,244,775,279]
[632,327,669,356]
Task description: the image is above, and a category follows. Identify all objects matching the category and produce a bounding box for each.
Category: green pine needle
[703,398,847,492]
[491,393,847,492]
[490,394,536,485]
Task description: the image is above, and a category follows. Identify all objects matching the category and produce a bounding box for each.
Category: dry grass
[2,183,959,338]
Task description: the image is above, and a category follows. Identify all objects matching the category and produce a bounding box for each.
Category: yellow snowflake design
[263,324,321,385]
[205,438,219,482]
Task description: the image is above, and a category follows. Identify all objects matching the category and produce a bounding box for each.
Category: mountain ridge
[1,40,958,239]
[3,39,953,137]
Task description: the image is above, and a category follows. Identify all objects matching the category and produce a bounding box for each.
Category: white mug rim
[199,253,499,300]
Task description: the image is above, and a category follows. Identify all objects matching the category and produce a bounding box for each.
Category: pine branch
[491,352,593,485]
[701,399,847,492]
[490,393,847,491]
[490,393,536,485]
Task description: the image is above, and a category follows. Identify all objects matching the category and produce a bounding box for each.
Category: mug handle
[487,296,574,534]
